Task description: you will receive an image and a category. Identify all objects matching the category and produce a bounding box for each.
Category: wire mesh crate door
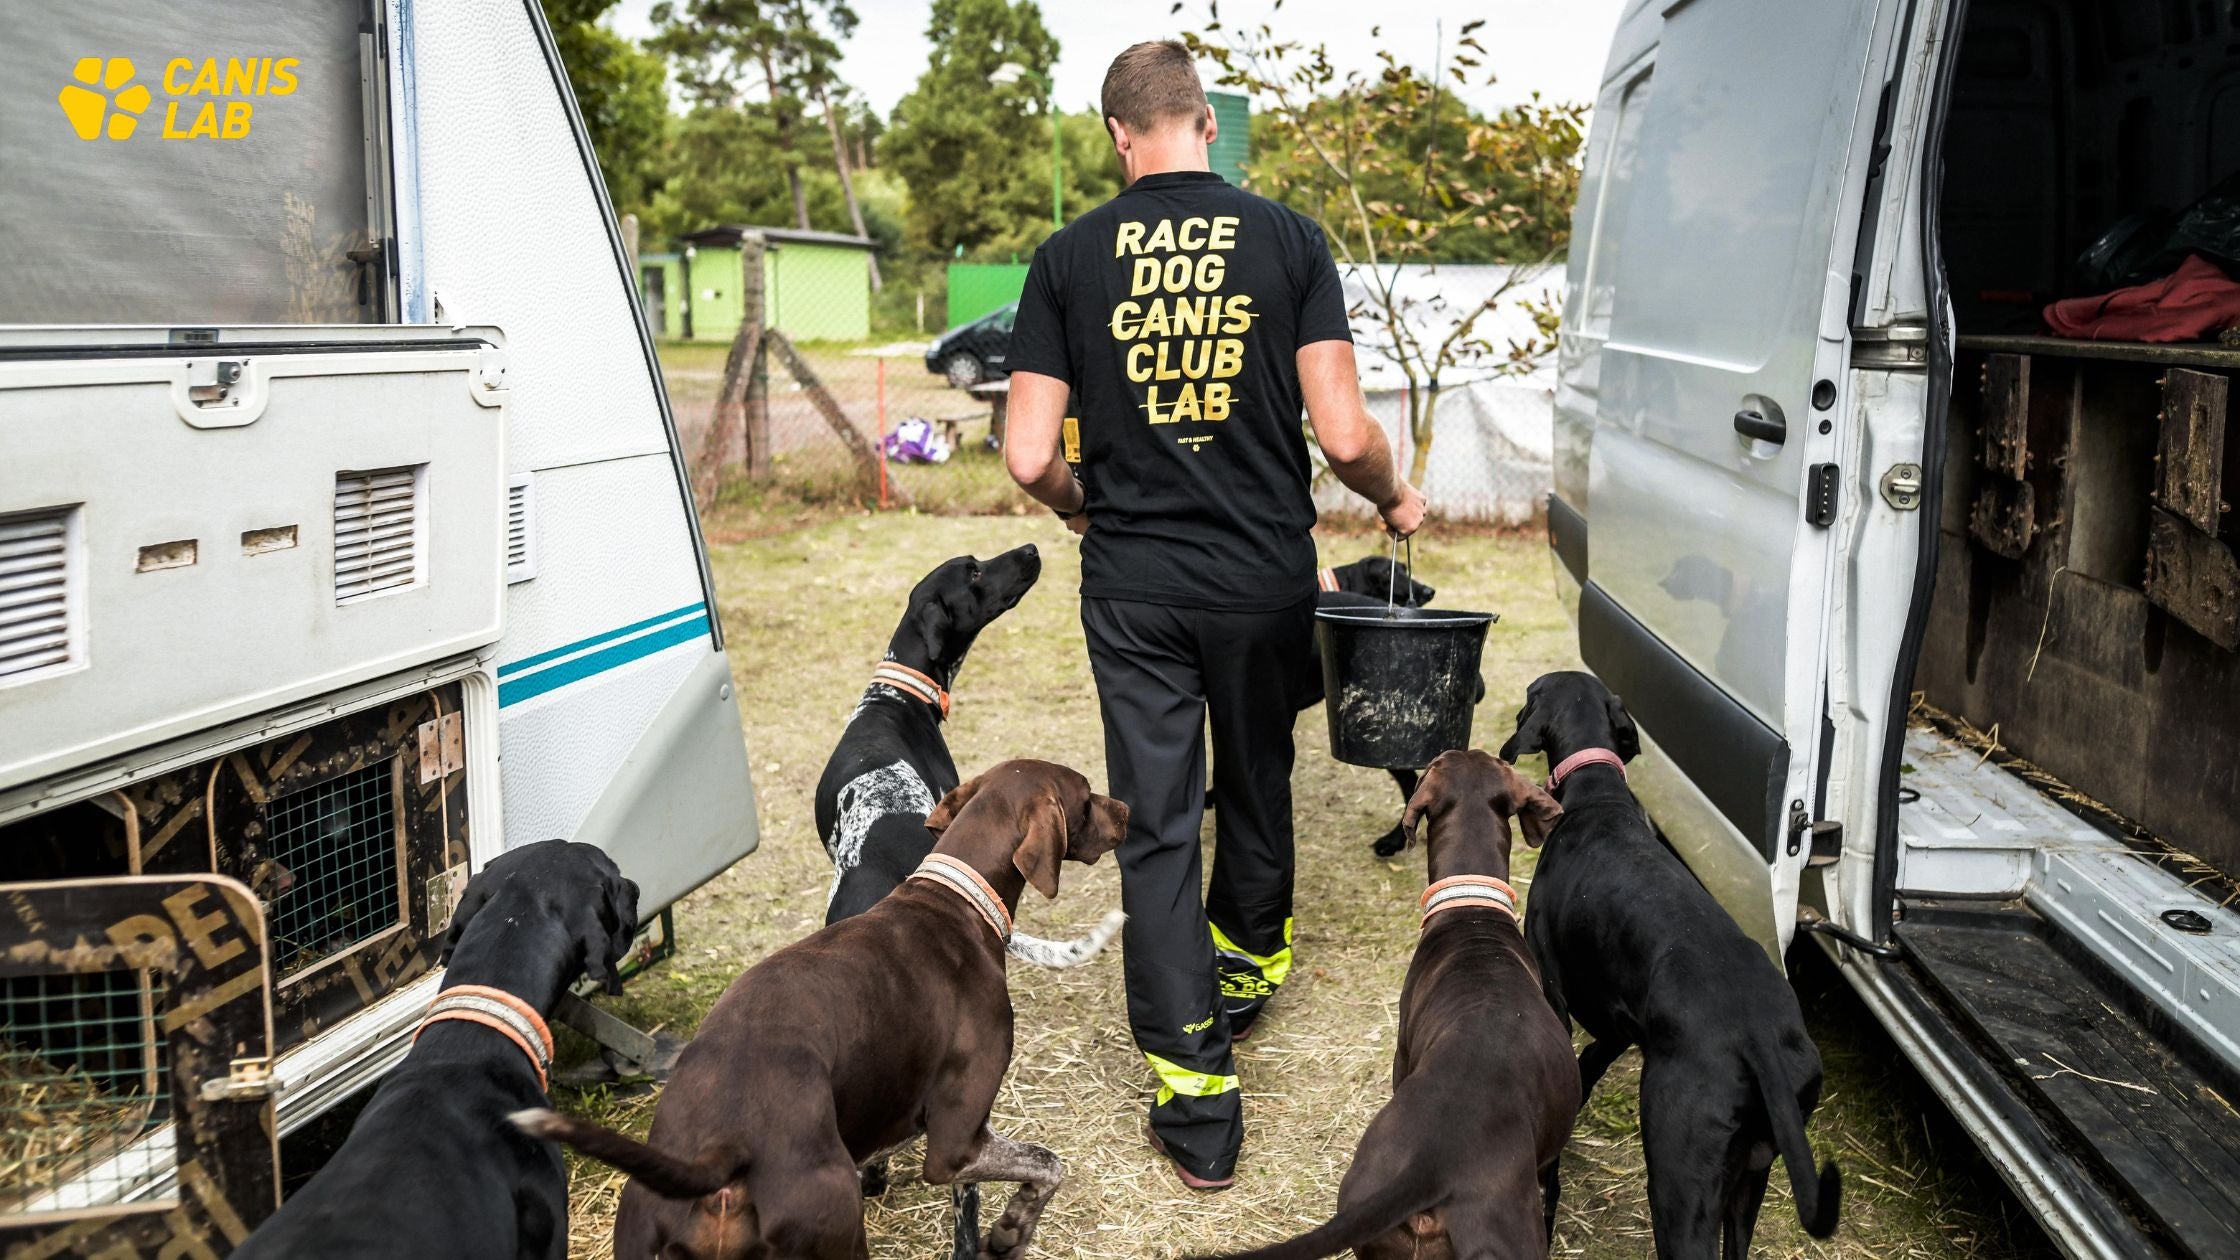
[261,760,406,980]
[0,969,167,1211]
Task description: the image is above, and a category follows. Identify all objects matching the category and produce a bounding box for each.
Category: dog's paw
[1370,825,1408,858]
[976,1221,1025,1260]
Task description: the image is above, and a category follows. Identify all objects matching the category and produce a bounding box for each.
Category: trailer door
[1584,0,1892,952]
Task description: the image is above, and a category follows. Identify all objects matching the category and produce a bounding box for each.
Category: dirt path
[558,514,2055,1260]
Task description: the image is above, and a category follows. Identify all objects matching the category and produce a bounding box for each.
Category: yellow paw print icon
[58,58,151,141]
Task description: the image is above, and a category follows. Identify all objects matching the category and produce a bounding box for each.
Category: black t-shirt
[1008,170,1352,610]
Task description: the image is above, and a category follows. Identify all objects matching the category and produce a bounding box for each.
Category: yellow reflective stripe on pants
[1145,1052,1240,1107]
[1209,916,1294,989]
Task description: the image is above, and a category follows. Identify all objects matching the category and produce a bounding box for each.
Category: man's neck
[1123,132,1212,185]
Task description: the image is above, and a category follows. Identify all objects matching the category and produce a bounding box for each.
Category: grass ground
[555,511,2057,1259]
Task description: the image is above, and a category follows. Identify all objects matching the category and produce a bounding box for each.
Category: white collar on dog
[908,854,1012,942]
[1418,875,1517,929]
[1317,567,1340,592]
[413,984,554,1089]
[872,662,951,720]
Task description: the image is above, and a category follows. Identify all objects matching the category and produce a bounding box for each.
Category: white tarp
[1316,263,1561,524]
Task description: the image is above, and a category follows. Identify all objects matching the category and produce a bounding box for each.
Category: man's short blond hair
[1101,40,1209,136]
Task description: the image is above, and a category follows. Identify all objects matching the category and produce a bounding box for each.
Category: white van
[0,2,756,1250]
[1554,2,2240,1255]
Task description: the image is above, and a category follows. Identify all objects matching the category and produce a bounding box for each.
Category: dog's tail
[510,1109,743,1201]
[1182,1165,1440,1260]
[1741,1041,1841,1237]
[1006,909,1125,969]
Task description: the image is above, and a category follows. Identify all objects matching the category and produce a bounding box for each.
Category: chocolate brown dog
[514,759,1126,1260]
[1194,749,1578,1260]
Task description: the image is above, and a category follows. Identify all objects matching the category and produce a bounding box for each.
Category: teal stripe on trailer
[497,602,707,678]
[498,612,712,707]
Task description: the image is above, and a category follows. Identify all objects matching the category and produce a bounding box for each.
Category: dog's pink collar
[1546,747,1626,790]
[909,854,1012,942]
[1419,875,1517,928]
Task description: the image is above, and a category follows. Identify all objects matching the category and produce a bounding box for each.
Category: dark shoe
[1144,1122,1235,1192]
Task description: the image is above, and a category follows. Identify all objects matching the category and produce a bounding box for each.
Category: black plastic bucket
[1316,605,1497,769]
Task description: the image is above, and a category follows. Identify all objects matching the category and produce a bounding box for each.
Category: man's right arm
[1299,339,1426,538]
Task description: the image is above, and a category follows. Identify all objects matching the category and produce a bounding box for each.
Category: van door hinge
[417,712,464,785]
[1880,463,1923,510]
[1805,464,1840,528]
[1786,800,1809,856]
[200,1056,277,1102]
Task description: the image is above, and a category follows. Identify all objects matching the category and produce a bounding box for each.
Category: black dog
[234,840,640,1260]
[812,546,1119,1254]
[1502,671,1839,1256]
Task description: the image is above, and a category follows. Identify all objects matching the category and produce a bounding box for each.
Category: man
[1003,40,1425,1191]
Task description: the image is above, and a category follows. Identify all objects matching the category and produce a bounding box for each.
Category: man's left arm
[1005,373,1086,531]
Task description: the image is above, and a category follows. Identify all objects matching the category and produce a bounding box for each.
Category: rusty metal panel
[2146,507,2240,651]
[1970,480,2037,560]
[2155,368,2229,535]
[0,875,277,1257]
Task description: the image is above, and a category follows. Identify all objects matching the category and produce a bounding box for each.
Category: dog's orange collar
[909,853,1012,942]
[873,662,951,720]
[1547,747,1626,790]
[1317,567,1340,593]
[1419,875,1517,928]
[413,983,555,1090]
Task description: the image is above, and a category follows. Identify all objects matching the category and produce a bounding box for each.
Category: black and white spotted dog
[814,544,1123,961]
[812,545,1121,1250]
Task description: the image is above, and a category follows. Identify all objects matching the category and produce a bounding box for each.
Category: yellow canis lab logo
[57,57,151,140]
[57,54,299,141]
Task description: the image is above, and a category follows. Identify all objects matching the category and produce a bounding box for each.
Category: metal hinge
[1880,462,1924,511]
[200,1056,277,1102]
[417,712,464,786]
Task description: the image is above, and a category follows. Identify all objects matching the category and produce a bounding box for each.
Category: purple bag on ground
[883,417,952,464]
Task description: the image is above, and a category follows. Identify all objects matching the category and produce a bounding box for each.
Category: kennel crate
[0,875,278,1255]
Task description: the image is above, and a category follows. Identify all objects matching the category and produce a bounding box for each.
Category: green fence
[946,263,1029,330]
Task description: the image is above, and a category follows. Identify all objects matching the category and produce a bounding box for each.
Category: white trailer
[0,2,757,1249]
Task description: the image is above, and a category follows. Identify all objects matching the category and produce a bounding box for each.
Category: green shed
[1208,90,1251,187]
[946,262,1030,330]
[643,226,877,342]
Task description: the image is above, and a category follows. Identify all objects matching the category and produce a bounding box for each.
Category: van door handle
[1733,408,1786,444]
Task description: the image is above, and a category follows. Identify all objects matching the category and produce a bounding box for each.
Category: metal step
[1897,901,2240,1259]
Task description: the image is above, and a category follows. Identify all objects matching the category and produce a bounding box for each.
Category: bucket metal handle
[1386,533,1415,618]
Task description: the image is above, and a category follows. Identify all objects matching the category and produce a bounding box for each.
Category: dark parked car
[924,301,1015,388]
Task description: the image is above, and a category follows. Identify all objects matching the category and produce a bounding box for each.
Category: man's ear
[926,773,984,835]
[1014,791,1067,900]
[1070,793,1128,865]
[1500,694,1545,762]
[1606,692,1641,762]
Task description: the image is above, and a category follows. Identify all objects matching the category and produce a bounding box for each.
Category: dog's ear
[1504,768,1565,848]
[1071,793,1128,865]
[1500,691,1546,762]
[582,864,642,997]
[1399,756,1451,847]
[1605,691,1641,762]
[925,773,984,836]
[440,873,496,966]
[1014,789,1068,900]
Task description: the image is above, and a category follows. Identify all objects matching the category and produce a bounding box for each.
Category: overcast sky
[606,0,1628,119]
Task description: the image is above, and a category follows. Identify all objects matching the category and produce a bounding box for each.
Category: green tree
[541,0,672,218]
[649,103,860,238]
[881,0,1061,257]
[1187,13,1586,484]
[652,0,860,232]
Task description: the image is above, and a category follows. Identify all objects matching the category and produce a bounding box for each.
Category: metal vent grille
[0,970,167,1211]
[505,473,536,584]
[333,467,423,603]
[265,762,402,979]
[0,508,74,683]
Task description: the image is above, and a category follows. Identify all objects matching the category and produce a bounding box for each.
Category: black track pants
[1081,593,1313,1181]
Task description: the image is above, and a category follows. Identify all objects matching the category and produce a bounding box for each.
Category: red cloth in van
[2043,254,2240,343]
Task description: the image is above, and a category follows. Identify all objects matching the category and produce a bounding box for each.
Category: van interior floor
[1891,726,2240,1257]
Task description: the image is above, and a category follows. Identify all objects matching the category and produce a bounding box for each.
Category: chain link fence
[670,241,1558,525]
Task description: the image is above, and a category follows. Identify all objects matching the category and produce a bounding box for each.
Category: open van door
[1579,0,1895,953]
